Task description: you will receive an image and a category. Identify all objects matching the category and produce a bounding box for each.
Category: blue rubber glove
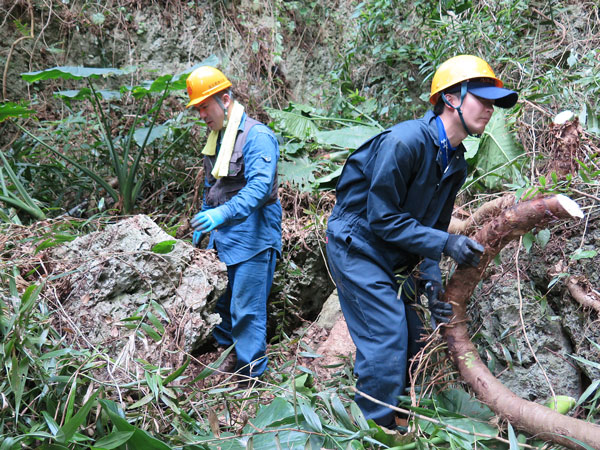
[425,281,453,326]
[192,229,203,247]
[191,208,226,233]
[443,234,485,267]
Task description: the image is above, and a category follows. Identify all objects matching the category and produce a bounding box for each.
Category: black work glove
[425,281,453,326]
[443,234,485,267]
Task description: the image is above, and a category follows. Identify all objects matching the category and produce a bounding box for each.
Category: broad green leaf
[466,109,525,190]
[315,125,378,149]
[134,125,168,147]
[266,108,319,139]
[127,55,220,95]
[21,66,125,83]
[535,229,551,248]
[522,232,534,253]
[151,240,176,254]
[315,165,343,186]
[93,431,135,449]
[570,249,597,261]
[249,397,295,429]
[55,89,121,101]
[0,102,35,122]
[435,389,494,421]
[278,156,319,192]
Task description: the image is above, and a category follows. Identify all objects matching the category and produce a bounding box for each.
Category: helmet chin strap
[441,82,481,138]
[214,95,229,127]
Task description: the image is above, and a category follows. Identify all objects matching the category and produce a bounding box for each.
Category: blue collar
[435,115,457,171]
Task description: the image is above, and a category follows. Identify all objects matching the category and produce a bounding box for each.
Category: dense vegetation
[1,0,599,448]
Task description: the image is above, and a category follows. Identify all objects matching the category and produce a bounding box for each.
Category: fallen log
[443,194,600,450]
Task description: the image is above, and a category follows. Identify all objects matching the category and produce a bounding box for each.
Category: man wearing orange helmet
[325,55,518,428]
[186,66,281,380]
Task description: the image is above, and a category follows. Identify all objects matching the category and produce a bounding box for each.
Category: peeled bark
[443,194,600,450]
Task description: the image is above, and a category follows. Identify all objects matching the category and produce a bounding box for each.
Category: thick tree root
[442,194,600,450]
[567,276,600,315]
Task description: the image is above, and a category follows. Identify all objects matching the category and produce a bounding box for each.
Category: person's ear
[444,92,459,109]
[222,93,232,109]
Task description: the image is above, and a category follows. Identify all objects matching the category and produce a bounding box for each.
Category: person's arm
[217,126,279,224]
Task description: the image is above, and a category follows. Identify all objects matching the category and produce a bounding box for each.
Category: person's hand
[443,234,484,267]
[425,281,453,326]
[193,229,203,247]
[191,208,225,233]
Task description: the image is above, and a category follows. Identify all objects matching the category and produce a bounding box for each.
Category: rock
[315,290,343,330]
[316,313,355,370]
[470,263,583,401]
[48,215,227,373]
[269,218,335,334]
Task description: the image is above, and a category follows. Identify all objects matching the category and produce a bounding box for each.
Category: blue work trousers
[326,214,425,427]
[212,248,277,377]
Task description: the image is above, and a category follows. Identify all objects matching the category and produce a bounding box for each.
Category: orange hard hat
[186,66,232,108]
[429,55,503,105]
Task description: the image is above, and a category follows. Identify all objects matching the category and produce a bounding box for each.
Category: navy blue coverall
[325,110,467,426]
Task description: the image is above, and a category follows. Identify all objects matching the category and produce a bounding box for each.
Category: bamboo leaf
[58,390,99,443]
[330,394,355,430]
[100,399,172,449]
[162,358,190,386]
[93,431,135,449]
[140,323,162,342]
[299,400,323,433]
[507,423,519,449]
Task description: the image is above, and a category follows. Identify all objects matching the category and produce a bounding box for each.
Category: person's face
[446,92,495,135]
[193,93,230,131]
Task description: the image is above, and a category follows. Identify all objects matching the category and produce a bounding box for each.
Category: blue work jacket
[330,110,467,274]
[204,113,282,266]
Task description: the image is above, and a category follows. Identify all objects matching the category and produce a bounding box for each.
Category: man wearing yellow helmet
[186,66,281,380]
[325,55,518,428]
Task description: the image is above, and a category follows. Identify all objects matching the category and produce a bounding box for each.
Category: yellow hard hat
[186,66,232,108]
[429,55,503,105]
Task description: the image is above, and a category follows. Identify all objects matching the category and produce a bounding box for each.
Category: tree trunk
[442,194,600,450]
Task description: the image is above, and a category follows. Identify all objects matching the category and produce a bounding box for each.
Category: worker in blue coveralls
[185,66,281,379]
[325,55,518,428]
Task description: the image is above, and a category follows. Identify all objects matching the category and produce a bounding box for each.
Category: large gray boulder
[48,215,227,372]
